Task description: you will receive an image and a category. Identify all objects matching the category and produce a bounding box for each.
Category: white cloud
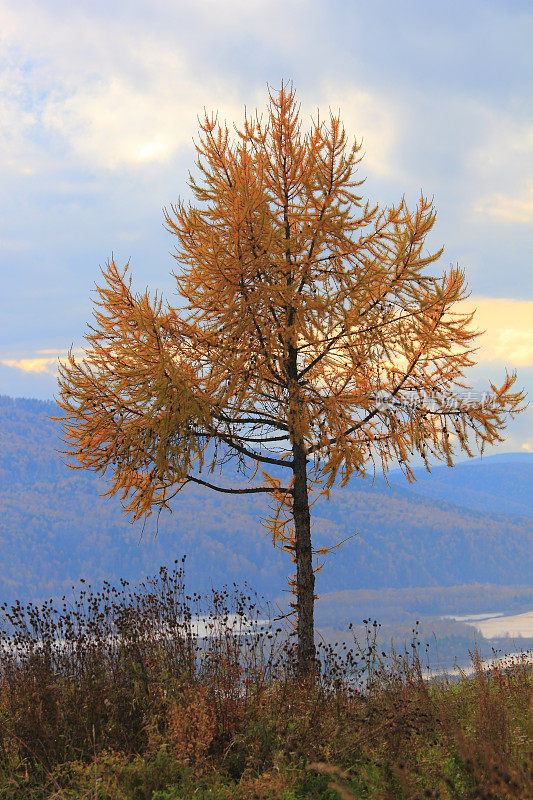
[1,348,84,375]
[490,329,533,365]
[0,60,40,175]
[0,237,29,251]
[40,36,254,171]
[0,1,400,177]
[2,357,58,374]
[0,2,250,172]
[473,181,533,225]
[458,297,533,367]
[470,123,533,224]
[312,83,401,179]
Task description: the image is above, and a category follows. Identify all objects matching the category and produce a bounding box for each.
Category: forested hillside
[1,396,532,605]
[388,454,533,517]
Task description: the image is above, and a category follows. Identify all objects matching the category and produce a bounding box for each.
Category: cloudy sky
[1,0,531,453]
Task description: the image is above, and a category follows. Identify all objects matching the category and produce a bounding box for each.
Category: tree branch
[184,475,292,495]
[207,428,293,468]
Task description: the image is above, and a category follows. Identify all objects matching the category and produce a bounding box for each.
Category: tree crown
[58,83,525,550]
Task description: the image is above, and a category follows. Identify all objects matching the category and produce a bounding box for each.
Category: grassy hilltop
[0,565,531,800]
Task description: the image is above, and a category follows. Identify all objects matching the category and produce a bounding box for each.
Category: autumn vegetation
[0,563,531,799]
[1,83,530,798]
[56,84,524,675]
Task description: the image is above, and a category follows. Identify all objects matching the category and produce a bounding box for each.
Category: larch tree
[57,84,524,676]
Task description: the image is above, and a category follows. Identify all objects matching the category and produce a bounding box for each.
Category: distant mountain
[0,396,531,604]
[386,454,533,517]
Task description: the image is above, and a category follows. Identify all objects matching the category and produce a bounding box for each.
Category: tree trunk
[285,338,316,676]
[292,439,316,676]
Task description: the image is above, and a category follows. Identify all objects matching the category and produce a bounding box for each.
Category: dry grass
[0,563,531,799]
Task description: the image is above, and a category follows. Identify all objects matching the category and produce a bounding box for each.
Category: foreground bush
[0,563,531,799]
